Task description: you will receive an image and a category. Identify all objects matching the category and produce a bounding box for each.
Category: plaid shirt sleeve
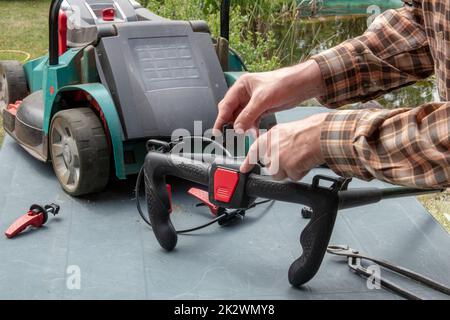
[311,1,434,108]
[311,1,450,188]
[320,105,450,188]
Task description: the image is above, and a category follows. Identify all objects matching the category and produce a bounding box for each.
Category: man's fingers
[214,99,234,131]
[213,110,230,131]
[270,169,288,181]
[240,138,259,173]
[240,150,256,173]
[240,133,267,173]
[234,94,265,132]
[286,170,308,182]
[214,80,250,131]
[249,125,260,139]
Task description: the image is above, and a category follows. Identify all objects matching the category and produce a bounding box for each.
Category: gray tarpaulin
[0,107,449,300]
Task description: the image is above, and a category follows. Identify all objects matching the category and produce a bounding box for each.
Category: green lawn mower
[0,0,275,196]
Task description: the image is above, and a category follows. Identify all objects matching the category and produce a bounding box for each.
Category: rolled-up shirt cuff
[320,110,373,180]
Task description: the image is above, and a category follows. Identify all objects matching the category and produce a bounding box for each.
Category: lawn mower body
[1,0,261,195]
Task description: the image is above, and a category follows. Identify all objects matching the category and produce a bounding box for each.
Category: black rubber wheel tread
[0,60,28,106]
[50,108,110,196]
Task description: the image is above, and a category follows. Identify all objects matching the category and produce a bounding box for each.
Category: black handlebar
[145,152,342,286]
[49,0,64,65]
[144,152,210,251]
[144,152,440,287]
[220,0,230,40]
[246,174,341,285]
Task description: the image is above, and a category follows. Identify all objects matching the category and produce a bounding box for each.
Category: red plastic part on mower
[188,188,221,216]
[6,100,22,116]
[166,184,173,214]
[102,8,116,21]
[58,10,68,56]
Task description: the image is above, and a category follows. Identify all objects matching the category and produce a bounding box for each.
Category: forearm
[267,60,326,110]
[321,103,450,188]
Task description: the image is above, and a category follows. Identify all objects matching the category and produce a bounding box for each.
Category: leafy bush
[145,0,282,71]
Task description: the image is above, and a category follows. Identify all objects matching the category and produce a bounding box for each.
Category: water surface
[275,15,437,109]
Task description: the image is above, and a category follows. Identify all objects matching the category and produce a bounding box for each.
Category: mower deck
[0,107,449,300]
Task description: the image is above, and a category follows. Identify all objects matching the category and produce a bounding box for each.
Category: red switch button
[102,8,115,21]
[214,168,239,203]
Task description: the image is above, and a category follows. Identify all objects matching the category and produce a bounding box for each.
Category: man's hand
[214,60,325,133]
[240,113,328,181]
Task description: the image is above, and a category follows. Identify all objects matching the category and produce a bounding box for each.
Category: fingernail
[248,128,257,139]
[234,125,245,135]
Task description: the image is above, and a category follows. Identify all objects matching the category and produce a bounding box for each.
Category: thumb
[240,132,268,173]
[240,142,258,173]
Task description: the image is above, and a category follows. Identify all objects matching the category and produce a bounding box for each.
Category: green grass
[0,0,50,146]
[0,0,448,231]
[0,0,49,61]
[419,193,450,232]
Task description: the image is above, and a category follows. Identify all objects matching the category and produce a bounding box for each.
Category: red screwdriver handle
[5,210,45,239]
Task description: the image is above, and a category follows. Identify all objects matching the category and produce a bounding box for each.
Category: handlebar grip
[288,198,339,286]
[144,152,211,251]
[246,175,339,286]
[145,153,341,285]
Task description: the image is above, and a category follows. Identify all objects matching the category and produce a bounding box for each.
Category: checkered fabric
[312,0,449,188]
